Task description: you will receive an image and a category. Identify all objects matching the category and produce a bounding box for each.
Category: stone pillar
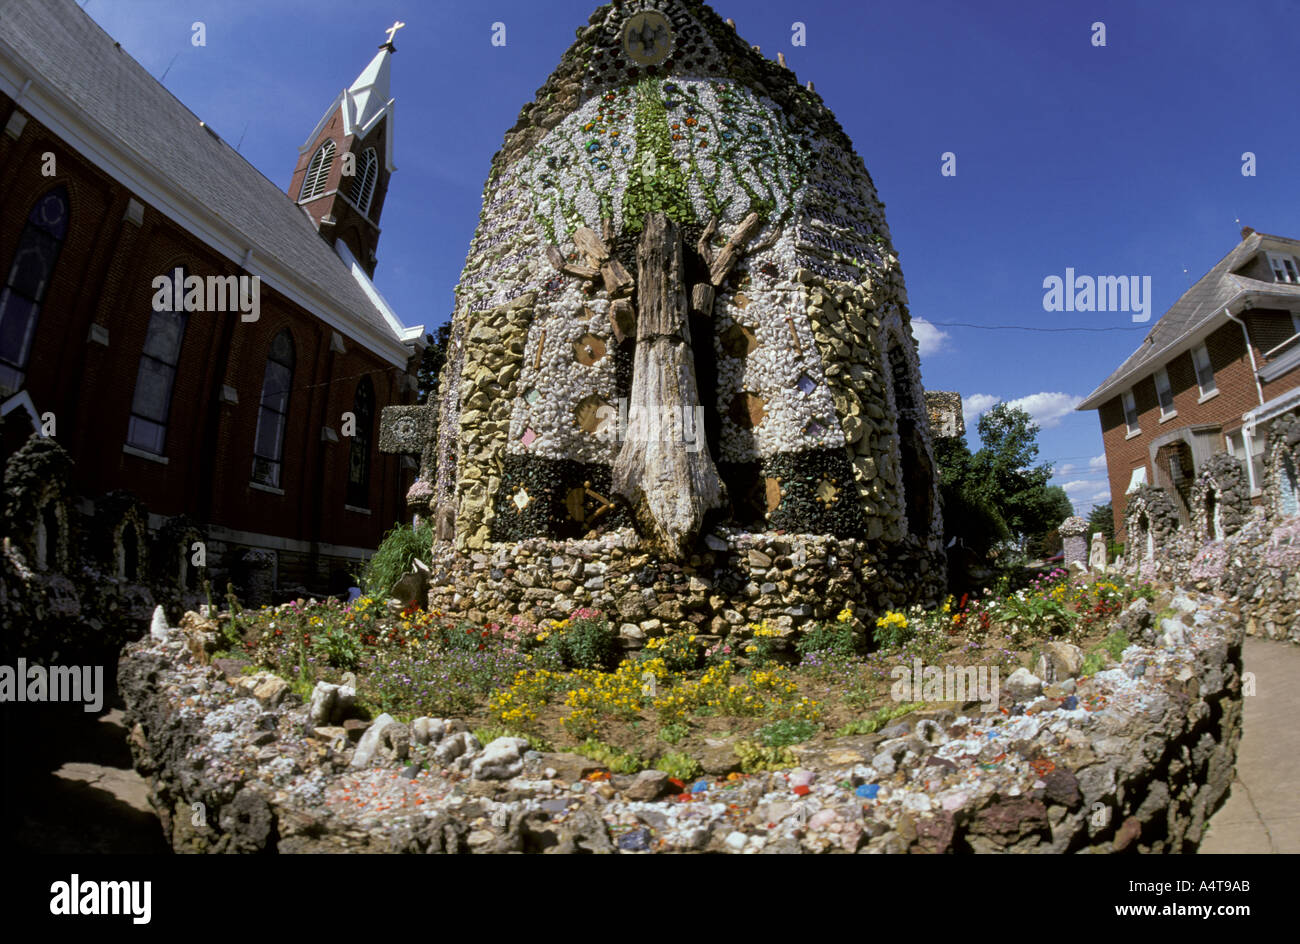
[240,549,276,607]
[1088,532,1107,572]
[1059,516,1089,571]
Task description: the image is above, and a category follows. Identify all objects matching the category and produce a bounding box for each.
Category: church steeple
[290,23,402,277]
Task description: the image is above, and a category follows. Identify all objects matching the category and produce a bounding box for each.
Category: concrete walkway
[1200,636,1300,853]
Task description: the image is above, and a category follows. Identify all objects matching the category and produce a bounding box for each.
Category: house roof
[0,0,420,366]
[1078,231,1300,410]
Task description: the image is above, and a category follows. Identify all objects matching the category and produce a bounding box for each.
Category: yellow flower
[836,607,853,623]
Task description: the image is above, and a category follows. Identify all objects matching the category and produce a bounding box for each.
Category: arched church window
[300,140,336,201]
[127,267,189,455]
[252,330,296,488]
[346,377,374,508]
[349,148,379,217]
[0,186,69,395]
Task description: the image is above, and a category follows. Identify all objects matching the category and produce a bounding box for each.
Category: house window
[127,268,189,455]
[349,148,379,217]
[299,140,336,202]
[1154,367,1175,417]
[346,377,374,508]
[251,330,295,489]
[0,187,69,395]
[1192,343,1216,396]
[1268,252,1300,284]
[1122,390,1140,434]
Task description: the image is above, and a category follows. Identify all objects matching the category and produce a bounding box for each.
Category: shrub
[577,738,643,774]
[755,718,819,747]
[357,521,432,598]
[733,739,795,772]
[873,610,912,649]
[796,620,855,660]
[640,633,702,672]
[547,614,619,670]
[313,623,362,670]
[658,722,689,745]
[655,751,702,781]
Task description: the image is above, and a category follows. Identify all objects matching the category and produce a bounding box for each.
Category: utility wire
[926,320,1147,333]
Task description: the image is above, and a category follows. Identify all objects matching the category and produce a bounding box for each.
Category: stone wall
[119,585,1243,853]
[426,526,944,650]
[1121,407,1300,645]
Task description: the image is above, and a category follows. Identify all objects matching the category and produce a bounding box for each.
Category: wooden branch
[691,283,715,317]
[601,258,635,297]
[612,212,726,560]
[697,216,718,266]
[561,261,600,280]
[609,298,637,343]
[573,226,610,267]
[708,211,762,286]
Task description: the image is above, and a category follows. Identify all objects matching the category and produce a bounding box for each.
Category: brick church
[0,0,424,595]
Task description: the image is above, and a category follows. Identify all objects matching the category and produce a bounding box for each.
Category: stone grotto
[386,0,947,643]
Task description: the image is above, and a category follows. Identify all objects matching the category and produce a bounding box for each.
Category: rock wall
[120,586,1242,854]
[1122,407,1300,645]
[425,526,944,649]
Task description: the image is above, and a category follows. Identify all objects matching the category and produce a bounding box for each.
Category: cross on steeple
[381,20,405,51]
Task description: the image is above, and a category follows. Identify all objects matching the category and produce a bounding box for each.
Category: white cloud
[911,318,949,358]
[962,393,1001,428]
[1089,454,1108,472]
[1061,479,1111,507]
[1056,463,1077,476]
[1003,392,1083,429]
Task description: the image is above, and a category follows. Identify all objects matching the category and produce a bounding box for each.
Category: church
[0,0,424,595]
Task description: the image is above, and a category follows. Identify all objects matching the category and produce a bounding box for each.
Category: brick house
[0,0,424,594]
[1079,228,1300,538]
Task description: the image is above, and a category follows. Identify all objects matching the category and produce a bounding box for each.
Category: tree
[1088,501,1115,543]
[417,322,451,406]
[933,403,1070,557]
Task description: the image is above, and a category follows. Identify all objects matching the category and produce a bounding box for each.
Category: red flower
[793,785,811,797]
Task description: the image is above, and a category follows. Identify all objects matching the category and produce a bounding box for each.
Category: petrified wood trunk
[612,212,726,559]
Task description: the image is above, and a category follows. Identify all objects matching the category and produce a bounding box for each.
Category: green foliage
[733,739,796,773]
[1088,501,1116,544]
[995,592,1077,643]
[417,322,451,407]
[834,702,924,737]
[313,622,362,671]
[1080,630,1130,676]
[548,616,619,670]
[640,633,702,672]
[357,521,432,598]
[795,621,855,660]
[755,718,819,747]
[655,751,702,781]
[658,722,689,745]
[577,738,644,774]
[621,79,698,232]
[936,404,1072,556]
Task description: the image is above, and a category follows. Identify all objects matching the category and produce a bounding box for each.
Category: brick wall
[1097,311,1300,536]
[0,95,416,591]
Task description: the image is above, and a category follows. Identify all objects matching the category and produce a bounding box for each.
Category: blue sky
[82,0,1300,516]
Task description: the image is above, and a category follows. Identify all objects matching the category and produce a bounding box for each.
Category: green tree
[1088,501,1114,541]
[934,403,1071,556]
[417,322,451,406]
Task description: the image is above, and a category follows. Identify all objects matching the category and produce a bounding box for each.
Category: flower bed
[210,569,1157,773]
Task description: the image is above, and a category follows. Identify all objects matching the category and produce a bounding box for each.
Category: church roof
[1078,230,1300,410]
[0,0,419,366]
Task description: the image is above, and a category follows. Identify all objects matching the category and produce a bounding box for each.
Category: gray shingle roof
[1079,231,1300,409]
[0,0,411,360]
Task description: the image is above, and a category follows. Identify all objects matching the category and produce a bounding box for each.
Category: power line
[927,320,1147,333]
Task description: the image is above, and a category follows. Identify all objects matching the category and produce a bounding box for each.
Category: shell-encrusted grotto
[420,0,945,639]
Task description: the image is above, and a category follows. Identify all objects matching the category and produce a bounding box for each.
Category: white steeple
[299,28,400,173]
